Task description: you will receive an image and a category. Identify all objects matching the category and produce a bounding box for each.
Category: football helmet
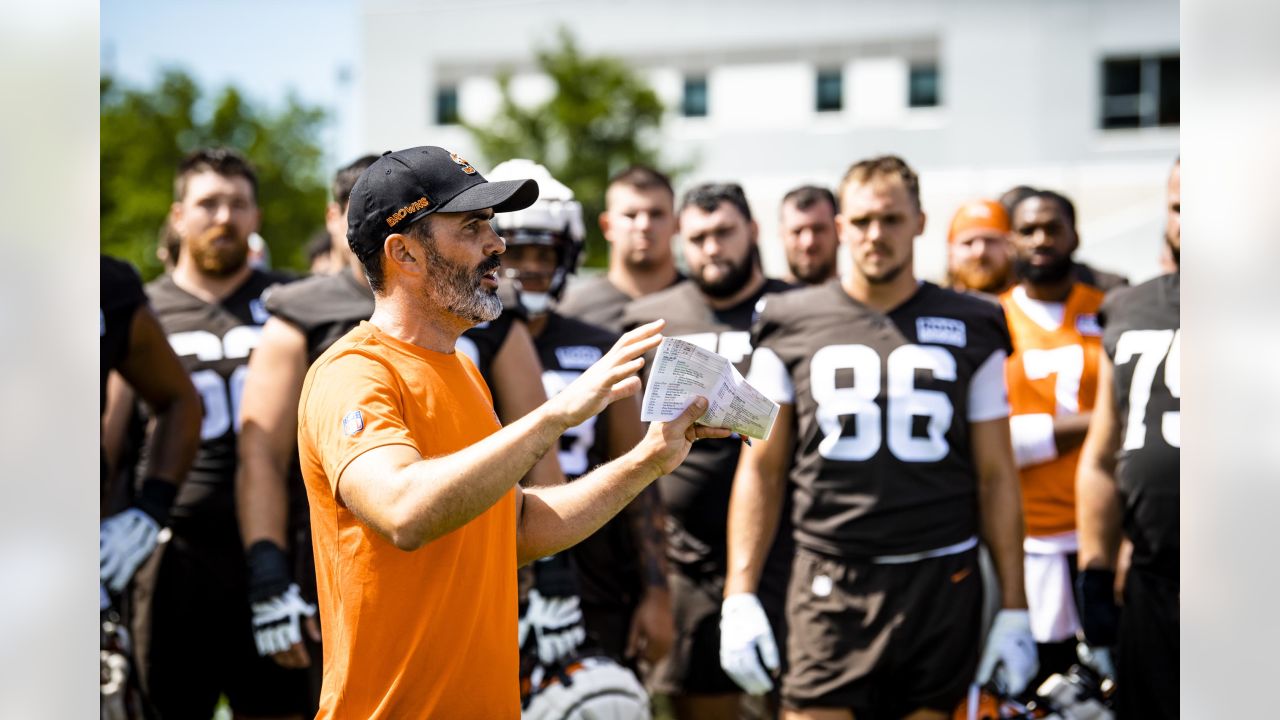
[953,664,1114,720]
[523,655,649,720]
[486,159,585,315]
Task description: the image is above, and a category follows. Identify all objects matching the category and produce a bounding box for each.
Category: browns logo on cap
[450,152,477,175]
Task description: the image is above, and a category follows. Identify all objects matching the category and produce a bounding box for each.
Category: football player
[778,185,840,285]
[999,185,1128,293]
[946,199,1015,295]
[234,155,561,712]
[722,156,1036,720]
[622,182,795,720]
[1076,158,1179,720]
[489,158,674,669]
[1000,189,1107,684]
[557,166,683,332]
[99,254,202,718]
[134,148,310,719]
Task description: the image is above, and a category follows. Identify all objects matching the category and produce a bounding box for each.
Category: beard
[1015,252,1073,284]
[790,253,836,285]
[949,256,1013,294]
[693,245,757,298]
[1166,232,1180,265]
[186,224,249,277]
[421,238,503,324]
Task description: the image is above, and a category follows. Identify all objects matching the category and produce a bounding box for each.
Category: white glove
[719,593,780,695]
[525,589,586,664]
[100,508,160,593]
[251,583,316,656]
[1076,641,1116,680]
[977,609,1038,695]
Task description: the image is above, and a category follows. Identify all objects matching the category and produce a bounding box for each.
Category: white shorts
[1023,531,1081,643]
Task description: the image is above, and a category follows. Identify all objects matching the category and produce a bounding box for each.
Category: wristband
[134,477,178,527]
[246,540,293,603]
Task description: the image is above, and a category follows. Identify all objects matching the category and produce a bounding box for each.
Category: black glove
[246,540,293,604]
[1076,568,1120,647]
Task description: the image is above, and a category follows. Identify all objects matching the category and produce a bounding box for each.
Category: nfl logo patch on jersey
[555,345,603,370]
[342,410,364,436]
[916,317,967,347]
[1075,313,1103,337]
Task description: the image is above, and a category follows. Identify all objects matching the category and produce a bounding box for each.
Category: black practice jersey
[1099,272,1179,582]
[146,270,292,524]
[622,278,795,576]
[536,312,642,606]
[750,280,1013,560]
[101,255,148,412]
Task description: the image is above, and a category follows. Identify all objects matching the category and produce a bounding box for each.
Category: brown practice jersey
[1000,283,1105,537]
[749,280,1013,560]
[146,270,292,524]
[534,312,641,610]
[622,278,796,577]
[1099,272,1179,582]
[559,273,685,334]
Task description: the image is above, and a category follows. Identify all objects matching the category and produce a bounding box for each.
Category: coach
[296,146,726,718]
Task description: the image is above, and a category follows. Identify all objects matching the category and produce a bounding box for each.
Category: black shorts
[783,546,983,717]
[654,564,790,696]
[1117,566,1178,720]
[132,522,309,718]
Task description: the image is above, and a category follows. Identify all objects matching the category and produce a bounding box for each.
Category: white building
[359,0,1178,283]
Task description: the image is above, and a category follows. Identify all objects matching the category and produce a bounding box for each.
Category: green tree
[101,69,329,279]
[463,29,685,267]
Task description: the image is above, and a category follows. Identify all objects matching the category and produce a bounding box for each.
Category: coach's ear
[384,233,424,281]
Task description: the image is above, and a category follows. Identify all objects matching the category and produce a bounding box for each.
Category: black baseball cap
[346,145,539,258]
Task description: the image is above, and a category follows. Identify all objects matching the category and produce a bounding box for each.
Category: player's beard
[694,244,758,299]
[790,252,836,285]
[1015,251,1073,284]
[949,255,1013,293]
[186,224,249,277]
[1166,231,1180,266]
[422,238,503,325]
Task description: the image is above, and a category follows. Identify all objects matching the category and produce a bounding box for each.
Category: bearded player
[721,156,1036,719]
[1000,189,1107,684]
[134,148,309,719]
[623,182,796,720]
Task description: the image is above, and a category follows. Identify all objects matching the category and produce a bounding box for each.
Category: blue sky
[101,0,362,168]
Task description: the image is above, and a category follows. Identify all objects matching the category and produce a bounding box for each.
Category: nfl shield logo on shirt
[342,410,364,436]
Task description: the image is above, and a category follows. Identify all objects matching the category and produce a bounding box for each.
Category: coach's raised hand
[544,318,665,429]
[631,395,732,478]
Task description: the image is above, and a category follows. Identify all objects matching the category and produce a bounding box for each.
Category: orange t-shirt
[298,321,518,719]
[1000,284,1104,537]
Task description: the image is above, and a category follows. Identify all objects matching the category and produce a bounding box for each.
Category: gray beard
[422,239,503,325]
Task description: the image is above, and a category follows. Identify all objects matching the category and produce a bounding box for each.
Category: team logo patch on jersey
[916,317,967,347]
[1075,313,1103,337]
[249,298,270,325]
[555,345,603,370]
[342,410,364,436]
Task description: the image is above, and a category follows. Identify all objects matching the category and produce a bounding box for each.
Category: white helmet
[487,159,585,314]
[522,655,650,720]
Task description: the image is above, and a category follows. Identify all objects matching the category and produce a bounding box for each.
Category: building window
[682,75,708,118]
[435,85,459,125]
[1101,55,1178,129]
[908,63,940,107]
[815,69,843,112]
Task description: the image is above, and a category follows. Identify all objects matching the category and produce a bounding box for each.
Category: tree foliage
[101,69,329,279]
[463,29,683,266]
